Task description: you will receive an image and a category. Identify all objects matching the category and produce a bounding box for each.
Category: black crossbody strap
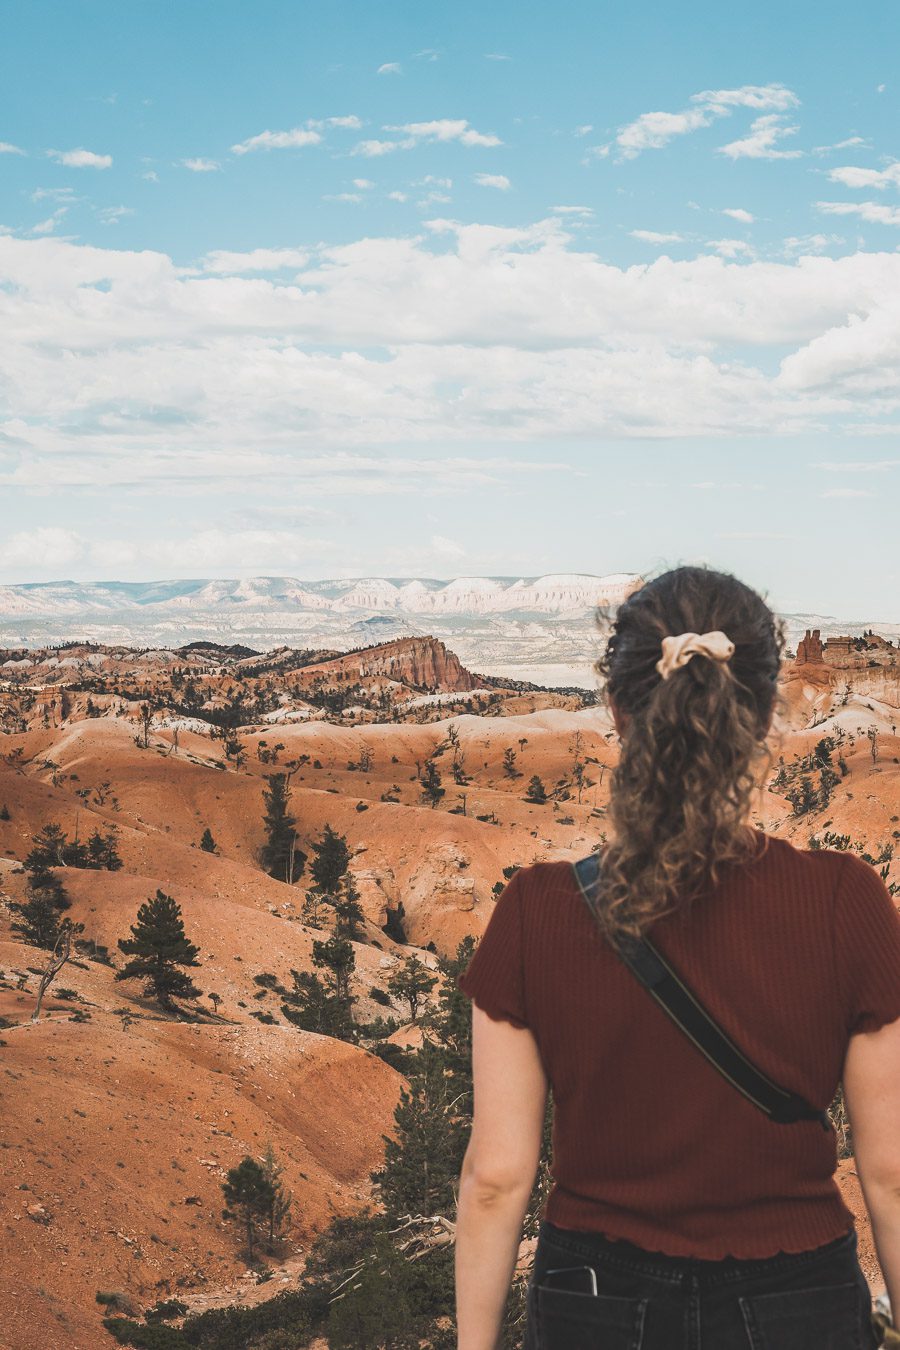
[572,853,831,1133]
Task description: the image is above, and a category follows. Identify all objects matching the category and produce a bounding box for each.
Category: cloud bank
[1,223,900,497]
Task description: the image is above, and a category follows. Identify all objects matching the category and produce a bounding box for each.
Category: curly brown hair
[590,563,785,942]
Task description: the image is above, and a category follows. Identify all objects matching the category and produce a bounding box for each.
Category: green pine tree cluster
[105,934,550,1350]
[26,820,123,873]
[302,823,365,938]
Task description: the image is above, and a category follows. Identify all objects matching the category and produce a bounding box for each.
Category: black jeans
[524,1219,880,1349]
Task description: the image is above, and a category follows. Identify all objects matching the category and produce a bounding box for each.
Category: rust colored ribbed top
[456,832,900,1260]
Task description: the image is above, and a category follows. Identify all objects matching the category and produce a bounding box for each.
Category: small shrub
[145,1299,188,1323]
[102,1318,190,1349]
[96,1291,137,1315]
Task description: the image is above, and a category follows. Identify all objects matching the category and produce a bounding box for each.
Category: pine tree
[326,1230,417,1350]
[11,868,71,951]
[222,1156,275,1262]
[309,823,350,894]
[524,774,548,804]
[281,935,358,1040]
[0,804,10,821]
[370,1038,468,1223]
[386,954,438,1023]
[788,774,818,816]
[86,828,123,870]
[419,760,445,808]
[260,773,306,882]
[115,890,202,1010]
[199,828,217,854]
[333,871,366,941]
[12,891,65,949]
[281,968,335,1035]
[25,823,70,871]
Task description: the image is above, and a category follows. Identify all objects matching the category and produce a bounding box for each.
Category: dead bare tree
[31,919,84,1023]
[867,726,879,766]
[137,703,153,750]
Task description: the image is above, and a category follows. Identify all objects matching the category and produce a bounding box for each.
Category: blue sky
[1,0,898,618]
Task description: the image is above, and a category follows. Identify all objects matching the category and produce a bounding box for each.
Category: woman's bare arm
[843,1016,900,1318]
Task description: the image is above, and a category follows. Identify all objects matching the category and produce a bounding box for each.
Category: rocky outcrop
[795,627,897,670]
[303,636,486,693]
[795,628,825,664]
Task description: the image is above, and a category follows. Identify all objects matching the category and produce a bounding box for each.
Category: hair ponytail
[591,564,784,940]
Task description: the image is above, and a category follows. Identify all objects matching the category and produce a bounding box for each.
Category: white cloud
[0,526,86,568]
[722,207,755,223]
[474,172,511,190]
[0,526,331,574]
[47,147,112,168]
[695,84,799,113]
[813,136,866,156]
[5,226,900,493]
[708,238,756,258]
[97,206,134,226]
[414,49,439,62]
[781,234,843,257]
[325,192,363,204]
[583,144,611,161]
[322,115,362,129]
[352,178,374,189]
[385,119,502,148]
[552,205,594,215]
[352,139,400,158]
[817,200,900,226]
[387,190,408,202]
[31,187,77,203]
[31,208,68,235]
[182,157,220,172]
[617,84,798,158]
[618,107,711,158]
[377,62,401,75]
[142,170,159,182]
[0,142,25,155]
[199,247,310,273]
[431,533,466,558]
[718,114,802,160]
[631,229,683,244]
[575,125,593,137]
[827,161,900,190]
[485,53,511,61]
[230,127,322,155]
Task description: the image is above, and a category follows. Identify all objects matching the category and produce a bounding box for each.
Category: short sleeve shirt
[454,835,900,1259]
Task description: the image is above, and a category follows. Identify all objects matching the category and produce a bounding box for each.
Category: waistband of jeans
[539,1220,858,1288]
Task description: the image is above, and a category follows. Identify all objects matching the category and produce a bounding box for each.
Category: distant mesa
[0,572,643,620]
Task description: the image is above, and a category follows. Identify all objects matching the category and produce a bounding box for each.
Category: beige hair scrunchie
[656,630,735,679]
